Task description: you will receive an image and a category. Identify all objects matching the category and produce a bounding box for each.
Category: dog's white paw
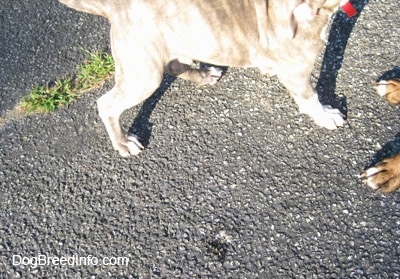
[361,167,381,190]
[375,80,390,97]
[313,105,346,130]
[118,134,144,157]
[205,67,223,85]
[296,95,345,130]
[374,79,400,105]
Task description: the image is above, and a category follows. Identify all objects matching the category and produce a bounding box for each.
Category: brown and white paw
[375,79,400,105]
[361,153,400,193]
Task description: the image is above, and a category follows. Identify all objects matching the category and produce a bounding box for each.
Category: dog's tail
[58,0,110,18]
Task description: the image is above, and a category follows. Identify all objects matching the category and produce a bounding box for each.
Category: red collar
[341,1,357,18]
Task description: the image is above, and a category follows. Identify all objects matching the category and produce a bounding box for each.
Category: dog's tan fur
[59,0,347,157]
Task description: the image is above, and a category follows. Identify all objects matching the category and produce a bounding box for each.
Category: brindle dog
[58,0,352,156]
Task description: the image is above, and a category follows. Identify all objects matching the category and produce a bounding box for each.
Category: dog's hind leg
[166,59,223,85]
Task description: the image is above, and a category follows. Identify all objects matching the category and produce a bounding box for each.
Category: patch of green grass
[21,78,75,113]
[20,50,114,113]
[76,49,115,91]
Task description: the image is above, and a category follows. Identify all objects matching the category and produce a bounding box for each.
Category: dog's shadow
[375,66,400,82]
[128,75,176,147]
[128,65,228,147]
[365,133,400,169]
[316,0,369,114]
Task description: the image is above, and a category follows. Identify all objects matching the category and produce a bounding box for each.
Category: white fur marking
[124,134,144,156]
[207,67,223,85]
[366,178,379,189]
[375,82,389,97]
[293,3,315,22]
[294,94,345,130]
[364,167,381,177]
[178,57,193,65]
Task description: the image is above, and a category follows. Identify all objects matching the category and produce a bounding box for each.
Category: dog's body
[59,0,347,157]
[361,79,400,193]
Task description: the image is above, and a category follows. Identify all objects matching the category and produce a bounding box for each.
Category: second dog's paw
[361,153,400,193]
[375,79,400,105]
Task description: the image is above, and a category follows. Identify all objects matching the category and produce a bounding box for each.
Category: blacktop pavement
[0,0,399,278]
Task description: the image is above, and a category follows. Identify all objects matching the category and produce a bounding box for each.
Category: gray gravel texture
[1,0,399,278]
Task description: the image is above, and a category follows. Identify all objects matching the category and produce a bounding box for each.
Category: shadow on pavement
[316,0,369,116]
[128,64,228,147]
[365,133,400,169]
[128,75,176,147]
[376,66,400,82]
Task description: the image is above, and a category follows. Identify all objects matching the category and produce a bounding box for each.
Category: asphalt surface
[1,0,399,278]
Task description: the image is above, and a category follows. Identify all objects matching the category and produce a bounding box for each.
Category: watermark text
[12,254,129,268]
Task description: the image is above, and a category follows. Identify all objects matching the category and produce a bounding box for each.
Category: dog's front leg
[97,86,145,157]
[96,23,167,157]
[278,73,345,130]
[97,65,163,157]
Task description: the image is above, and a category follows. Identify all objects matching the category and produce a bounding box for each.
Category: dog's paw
[204,67,223,85]
[361,153,400,193]
[317,105,345,130]
[296,95,345,130]
[117,134,144,157]
[374,79,400,105]
[307,105,345,130]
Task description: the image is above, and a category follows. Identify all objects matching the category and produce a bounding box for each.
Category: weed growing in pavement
[20,49,114,113]
[21,78,75,113]
[75,49,115,91]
